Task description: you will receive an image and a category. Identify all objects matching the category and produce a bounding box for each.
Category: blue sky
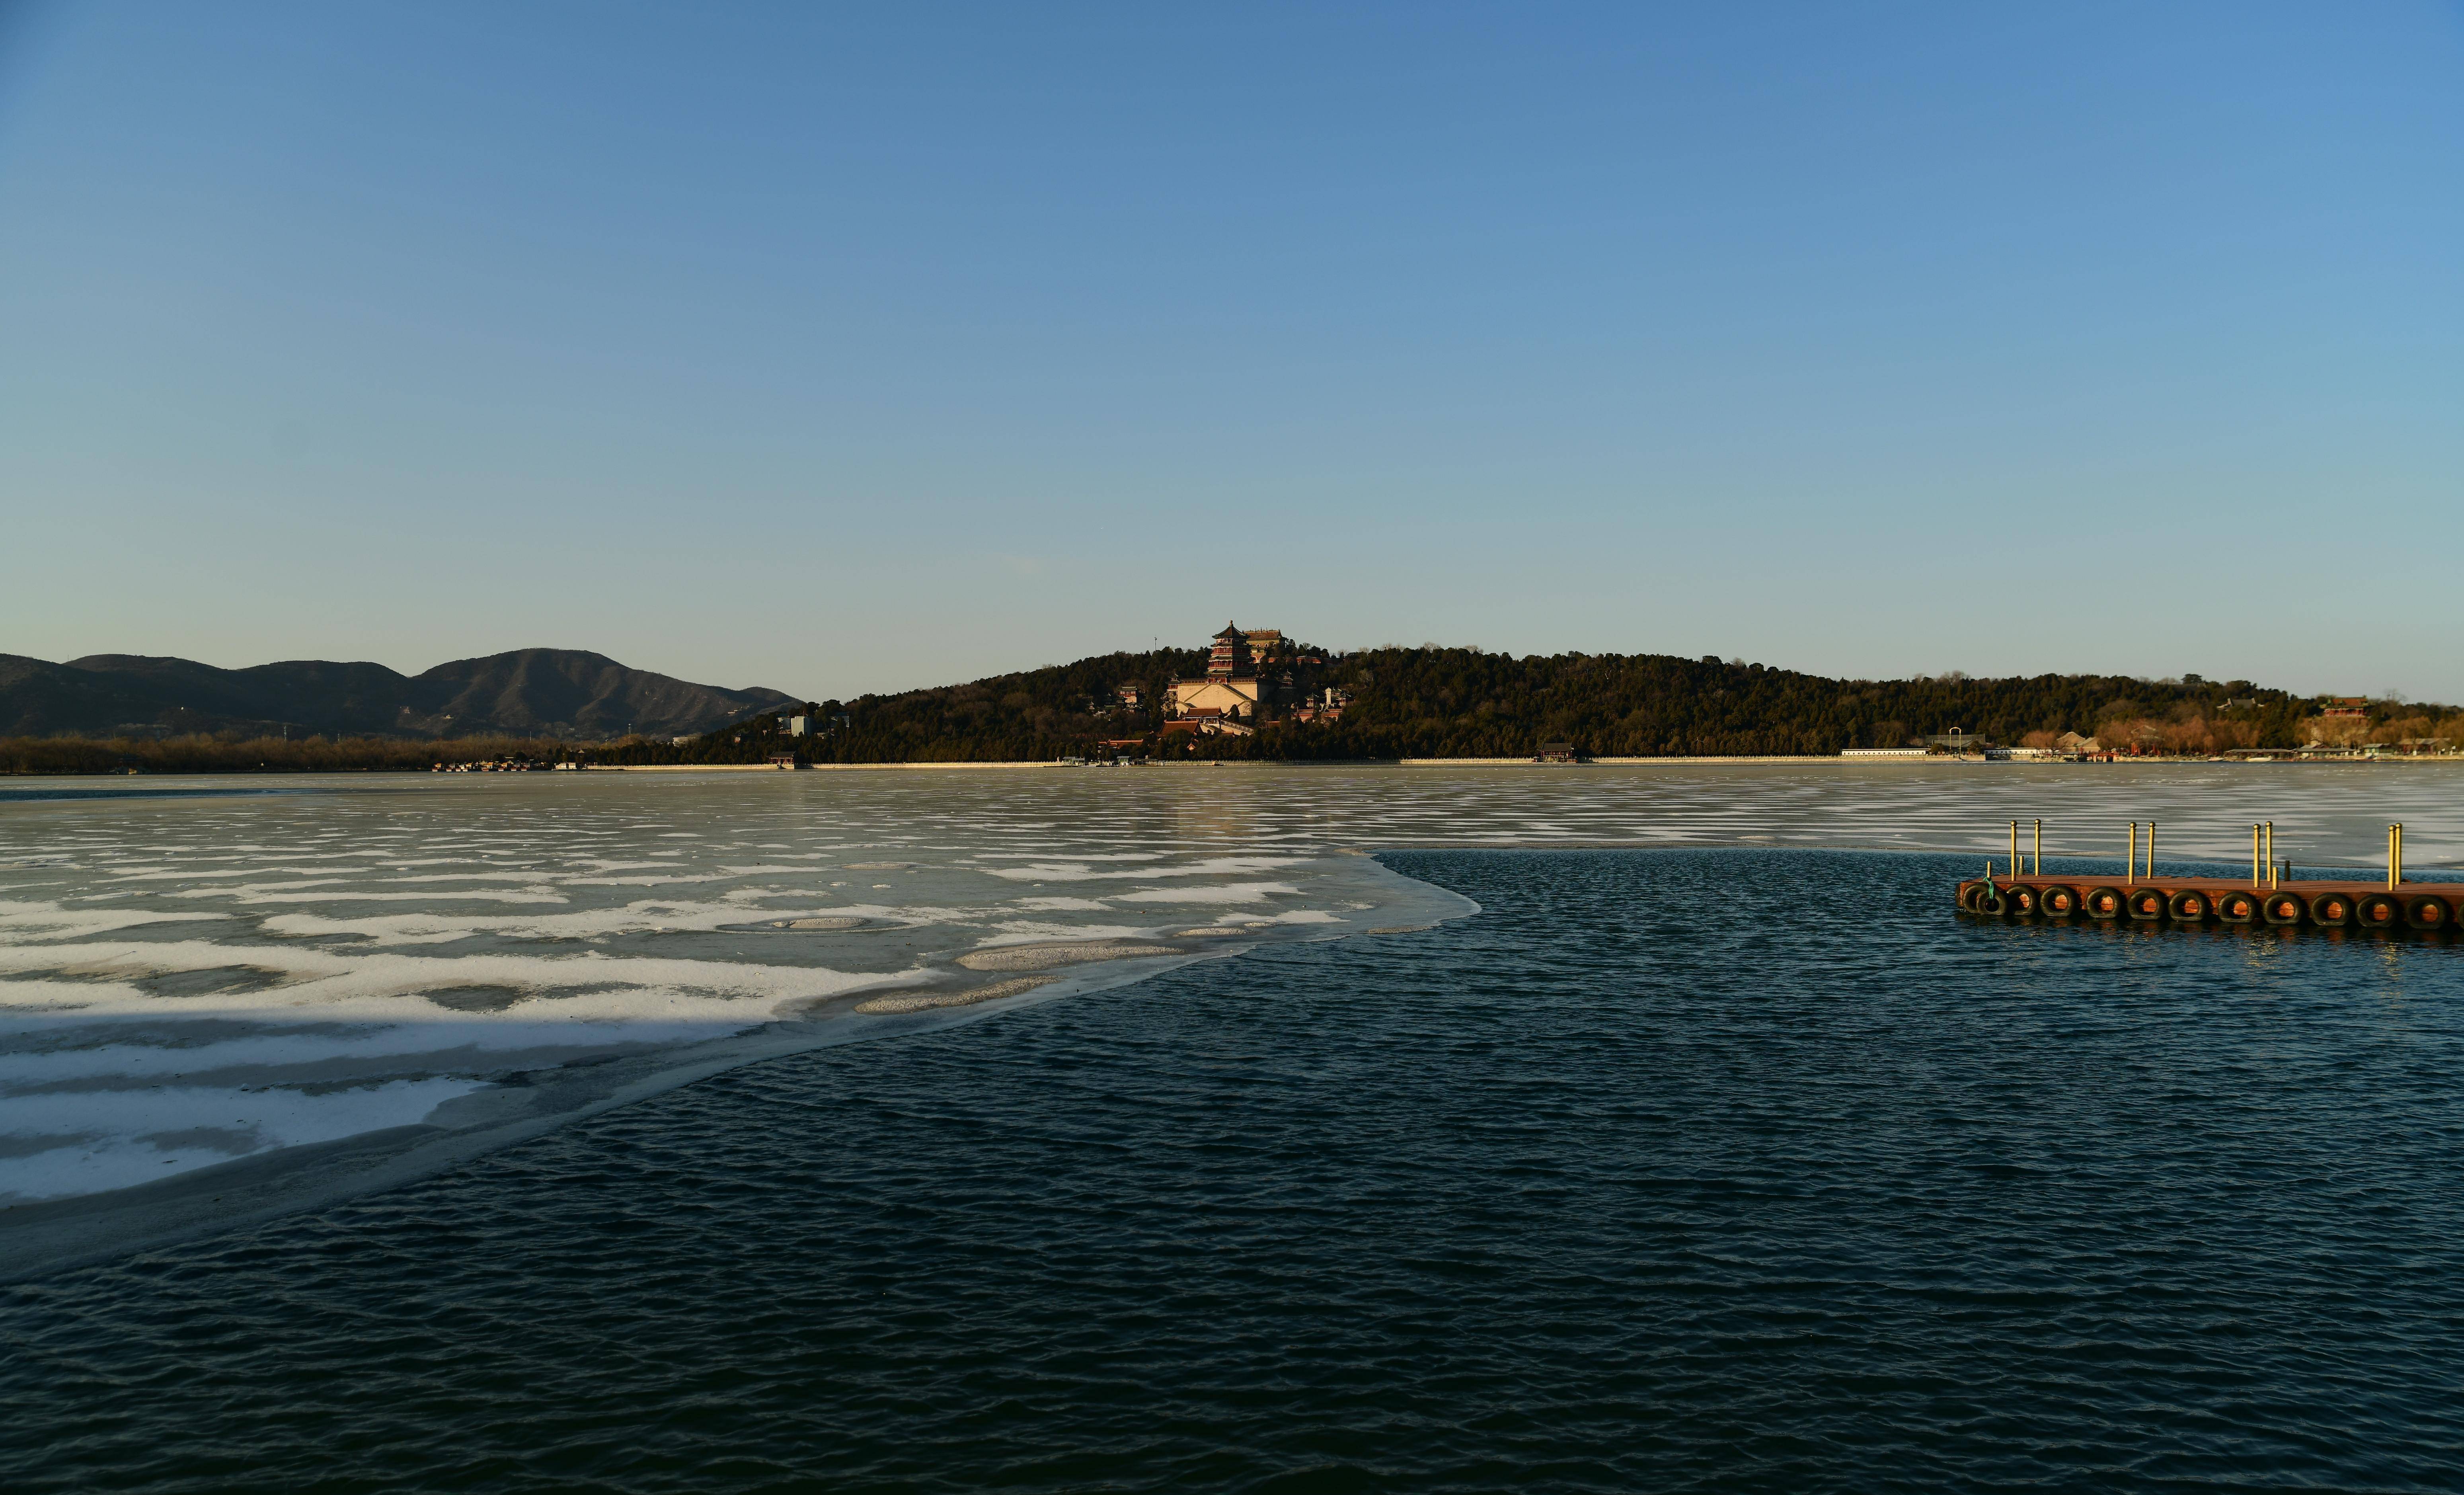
[2,2,2458,702]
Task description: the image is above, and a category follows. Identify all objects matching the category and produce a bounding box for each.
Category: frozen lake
[1,761,2456,1260]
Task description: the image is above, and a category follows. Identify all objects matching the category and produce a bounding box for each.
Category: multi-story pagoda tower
[1207,622,1254,679]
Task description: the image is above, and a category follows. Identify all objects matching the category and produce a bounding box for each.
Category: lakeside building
[1925,728,1990,751]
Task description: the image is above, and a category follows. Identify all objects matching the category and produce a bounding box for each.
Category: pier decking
[1955,820,2460,931]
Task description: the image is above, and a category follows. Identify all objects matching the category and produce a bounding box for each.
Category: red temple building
[1206,623,1254,679]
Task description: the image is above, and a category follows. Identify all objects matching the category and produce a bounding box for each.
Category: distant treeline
[1238,650,2448,760]
[658,648,2460,763]
[10,649,2458,773]
[591,650,1212,766]
[0,734,583,775]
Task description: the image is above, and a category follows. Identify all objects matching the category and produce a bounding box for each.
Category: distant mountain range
[0,649,795,741]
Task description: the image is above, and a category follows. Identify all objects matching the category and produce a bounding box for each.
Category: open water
[4,767,2463,1489]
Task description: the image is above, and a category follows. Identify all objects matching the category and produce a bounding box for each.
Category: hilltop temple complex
[1166,622,1344,736]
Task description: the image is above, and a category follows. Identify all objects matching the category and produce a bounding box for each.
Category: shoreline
[12,755,2460,784]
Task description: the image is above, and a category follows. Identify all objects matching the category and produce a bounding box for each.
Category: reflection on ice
[1114,882,1300,903]
[981,856,1308,881]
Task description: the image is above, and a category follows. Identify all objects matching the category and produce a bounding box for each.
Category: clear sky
[2,2,2457,703]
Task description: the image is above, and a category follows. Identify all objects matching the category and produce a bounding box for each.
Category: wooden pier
[1955,820,2461,931]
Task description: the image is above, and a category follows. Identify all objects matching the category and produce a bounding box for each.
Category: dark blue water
[6,850,2464,1492]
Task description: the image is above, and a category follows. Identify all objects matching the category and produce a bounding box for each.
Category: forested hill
[1273,652,2355,759]
[626,648,2454,764]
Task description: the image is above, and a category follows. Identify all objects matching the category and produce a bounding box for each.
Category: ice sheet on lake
[0,773,1463,1204]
